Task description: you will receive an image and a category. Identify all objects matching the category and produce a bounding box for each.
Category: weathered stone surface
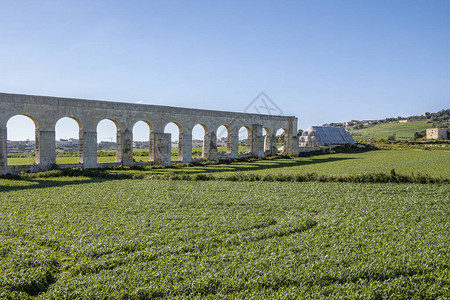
[426,128,449,140]
[0,92,298,174]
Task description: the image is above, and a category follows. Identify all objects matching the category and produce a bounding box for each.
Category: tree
[277,133,285,145]
[414,131,425,139]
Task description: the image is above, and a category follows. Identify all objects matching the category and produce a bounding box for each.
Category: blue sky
[2,0,449,141]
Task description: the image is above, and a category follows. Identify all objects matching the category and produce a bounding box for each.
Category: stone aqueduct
[0,92,299,175]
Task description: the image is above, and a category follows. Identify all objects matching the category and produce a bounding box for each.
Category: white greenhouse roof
[305,126,356,146]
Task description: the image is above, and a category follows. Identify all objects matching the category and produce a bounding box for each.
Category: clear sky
[2,0,449,141]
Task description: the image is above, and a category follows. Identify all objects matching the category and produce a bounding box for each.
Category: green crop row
[2,166,448,184]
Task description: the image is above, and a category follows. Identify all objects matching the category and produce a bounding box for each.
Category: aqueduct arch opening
[132,120,153,162]
[164,122,183,161]
[97,119,119,163]
[6,115,38,166]
[217,125,231,155]
[276,128,288,154]
[239,126,251,155]
[55,117,82,164]
[192,124,208,160]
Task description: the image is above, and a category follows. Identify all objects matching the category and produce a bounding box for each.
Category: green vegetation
[7,148,450,178]
[111,150,450,178]
[10,167,448,184]
[2,145,449,298]
[326,108,450,133]
[349,120,431,140]
[1,180,448,298]
[7,146,250,165]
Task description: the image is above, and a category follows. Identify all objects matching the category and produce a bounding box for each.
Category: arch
[239,126,251,154]
[55,117,82,164]
[6,114,39,165]
[164,122,183,161]
[97,119,120,163]
[276,128,288,154]
[216,125,231,154]
[192,124,208,159]
[132,120,153,162]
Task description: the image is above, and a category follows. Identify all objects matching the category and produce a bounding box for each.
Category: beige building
[426,128,449,140]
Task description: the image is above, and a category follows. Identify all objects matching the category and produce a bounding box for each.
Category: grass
[7,149,450,178]
[349,120,430,140]
[7,146,250,165]
[1,179,449,298]
[2,145,449,298]
[113,149,450,178]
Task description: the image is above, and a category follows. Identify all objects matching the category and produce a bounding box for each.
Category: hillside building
[426,128,449,140]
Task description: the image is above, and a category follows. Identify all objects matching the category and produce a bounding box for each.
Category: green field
[7,149,450,178]
[2,148,449,298]
[1,179,448,298]
[147,149,450,178]
[7,146,249,165]
[349,120,430,140]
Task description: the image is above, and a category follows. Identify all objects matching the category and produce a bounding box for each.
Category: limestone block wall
[0,92,298,174]
[426,128,449,140]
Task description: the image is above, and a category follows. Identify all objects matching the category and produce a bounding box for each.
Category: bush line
[2,168,447,184]
[154,170,448,184]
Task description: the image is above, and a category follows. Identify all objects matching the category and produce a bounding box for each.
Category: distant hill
[349,120,430,140]
[323,109,449,141]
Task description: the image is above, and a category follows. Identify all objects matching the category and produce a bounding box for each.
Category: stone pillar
[149,131,154,162]
[0,126,7,174]
[80,130,97,168]
[225,130,232,154]
[251,124,264,158]
[177,131,184,162]
[202,132,208,159]
[230,130,239,159]
[282,135,288,154]
[270,134,278,155]
[35,128,56,170]
[181,133,192,163]
[265,133,277,156]
[264,134,271,155]
[246,128,253,154]
[285,118,298,155]
[284,133,297,155]
[203,130,218,161]
[117,128,133,166]
[152,132,171,166]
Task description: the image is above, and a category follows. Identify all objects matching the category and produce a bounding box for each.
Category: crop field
[113,149,450,178]
[7,149,450,178]
[0,179,448,299]
[349,120,430,140]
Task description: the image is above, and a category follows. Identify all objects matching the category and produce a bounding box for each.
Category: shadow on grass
[1,156,361,192]
[0,178,105,193]
[165,156,360,176]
